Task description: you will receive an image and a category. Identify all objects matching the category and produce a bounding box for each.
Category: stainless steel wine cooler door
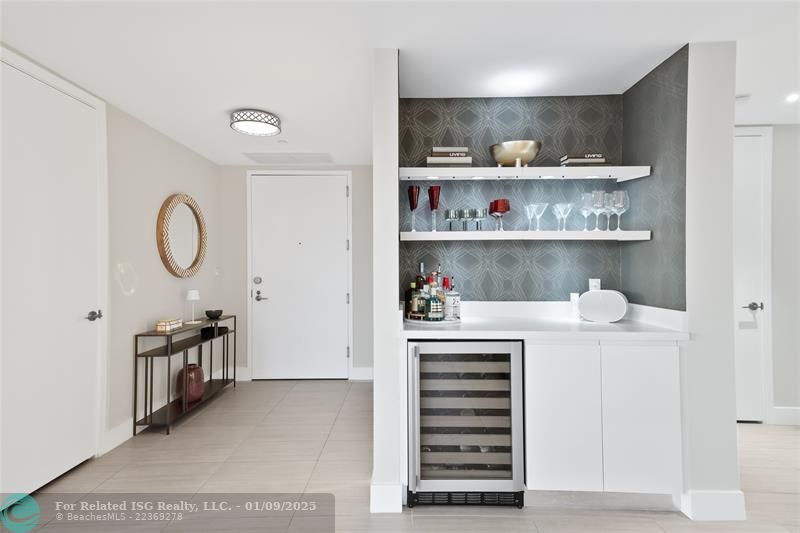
[408,341,524,493]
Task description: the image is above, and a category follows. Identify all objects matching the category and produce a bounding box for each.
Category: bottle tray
[403,318,461,326]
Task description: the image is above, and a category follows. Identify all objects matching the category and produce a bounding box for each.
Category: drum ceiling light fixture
[230,109,281,136]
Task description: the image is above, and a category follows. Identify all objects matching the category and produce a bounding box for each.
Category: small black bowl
[205,309,223,320]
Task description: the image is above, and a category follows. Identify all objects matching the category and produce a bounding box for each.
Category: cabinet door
[601,344,682,494]
[525,342,603,491]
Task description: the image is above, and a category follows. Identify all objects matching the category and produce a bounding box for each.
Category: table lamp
[186,289,201,324]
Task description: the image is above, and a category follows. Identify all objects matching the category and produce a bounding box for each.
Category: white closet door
[2,59,104,494]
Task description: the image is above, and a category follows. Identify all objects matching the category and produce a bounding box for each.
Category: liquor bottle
[423,281,444,321]
[444,276,461,321]
[415,262,426,290]
[405,282,417,318]
[436,264,443,288]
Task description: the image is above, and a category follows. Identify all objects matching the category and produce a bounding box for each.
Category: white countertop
[399,302,689,342]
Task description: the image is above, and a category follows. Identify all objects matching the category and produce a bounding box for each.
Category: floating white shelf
[399,166,651,182]
[400,230,652,242]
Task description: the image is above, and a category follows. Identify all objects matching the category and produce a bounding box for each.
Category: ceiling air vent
[244,152,333,165]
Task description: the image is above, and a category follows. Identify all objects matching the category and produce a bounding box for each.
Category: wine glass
[530,203,548,231]
[428,186,441,232]
[493,199,510,231]
[612,190,630,231]
[408,185,420,232]
[603,193,614,231]
[591,190,606,231]
[577,193,594,231]
[552,203,573,231]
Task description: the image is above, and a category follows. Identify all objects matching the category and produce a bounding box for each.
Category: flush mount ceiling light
[786,92,800,104]
[230,109,281,136]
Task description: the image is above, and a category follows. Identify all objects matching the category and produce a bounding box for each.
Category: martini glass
[528,202,548,231]
[428,186,441,232]
[408,185,420,232]
[553,202,573,231]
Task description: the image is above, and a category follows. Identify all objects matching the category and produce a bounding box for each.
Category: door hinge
[346,346,350,358]
[346,185,350,197]
[346,239,350,251]
[346,292,350,304]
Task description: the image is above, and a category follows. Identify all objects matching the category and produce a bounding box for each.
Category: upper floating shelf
[400,230,652,242]
[399,166,651,183]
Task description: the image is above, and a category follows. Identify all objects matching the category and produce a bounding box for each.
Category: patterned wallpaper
[619,46,688,311]
[399,180,625,300]
[400,96,623,167]
[398,74,688,307]
[398,95,625,301]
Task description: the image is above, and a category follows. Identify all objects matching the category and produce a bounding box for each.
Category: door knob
[255,291,268,302]
[741,302,764,311]
[85,309,103,321]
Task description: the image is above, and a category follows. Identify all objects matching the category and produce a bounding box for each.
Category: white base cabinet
[601,344,682,494]
[524,341,682,495]
[525,343,603,491]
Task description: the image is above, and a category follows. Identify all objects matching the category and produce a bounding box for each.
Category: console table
[133,315,236,435]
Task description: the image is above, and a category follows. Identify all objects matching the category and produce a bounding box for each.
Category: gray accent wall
[399,53,689,307]
[620,46,688,311]
[400,96,623,167]
[399,95,625,301]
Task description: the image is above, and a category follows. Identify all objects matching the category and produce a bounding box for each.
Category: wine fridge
[407,341,524,507]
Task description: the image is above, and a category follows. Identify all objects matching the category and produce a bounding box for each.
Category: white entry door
[733,127,772,422]
[1,51,106,495]
[249,173,350,379]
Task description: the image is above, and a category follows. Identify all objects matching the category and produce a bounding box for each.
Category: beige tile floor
[35,380,800,532]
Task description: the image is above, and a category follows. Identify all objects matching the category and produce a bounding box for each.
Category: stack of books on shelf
[427,146,472,167]
[155,319,183,332]
[560,153,609,166]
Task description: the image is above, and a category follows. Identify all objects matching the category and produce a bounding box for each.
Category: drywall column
[370,48,402,513]
[680,42,745,520]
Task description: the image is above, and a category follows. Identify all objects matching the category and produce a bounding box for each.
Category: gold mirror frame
[156,193,207,278]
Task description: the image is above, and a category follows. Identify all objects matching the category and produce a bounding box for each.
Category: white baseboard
[236,366,251,381]
[350,366,373,381]
[98,419,132,455]
[680,490,746,520]
[767,406,800,426]
[370,482,403,513]
[525,490,676,512]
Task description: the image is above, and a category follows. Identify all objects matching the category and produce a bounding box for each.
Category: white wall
[218,165,374,372]
[771,125,800,408]
[370,49,402,512]
[105,106,226,450]
[680,42,745,520]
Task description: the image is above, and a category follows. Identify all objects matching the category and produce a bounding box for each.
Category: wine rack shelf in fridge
[407,341,524,506]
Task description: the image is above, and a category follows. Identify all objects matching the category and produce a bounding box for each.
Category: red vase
[177,364,205,403]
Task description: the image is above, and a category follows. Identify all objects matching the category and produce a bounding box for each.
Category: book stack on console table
[155,319,183,332]
[427,146,472,167]
[560,153,609,166]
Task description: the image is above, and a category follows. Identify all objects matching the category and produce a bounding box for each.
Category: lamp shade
[186,289,200,302]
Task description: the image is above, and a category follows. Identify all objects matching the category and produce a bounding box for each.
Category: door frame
[246,169,353,380]
[733,126,774,423]
[0,46,110,461]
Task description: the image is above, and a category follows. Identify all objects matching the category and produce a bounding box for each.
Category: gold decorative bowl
[490,140,543,167]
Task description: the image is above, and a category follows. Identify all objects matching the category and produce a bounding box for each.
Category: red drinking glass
[428,186,441,232]
[428,186,441,210]
[408,185,420,232]
[408,185,420,211]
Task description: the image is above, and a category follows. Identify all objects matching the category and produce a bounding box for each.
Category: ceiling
[2,1,798,166]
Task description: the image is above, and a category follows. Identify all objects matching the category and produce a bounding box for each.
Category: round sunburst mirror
[156,193,207,278]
